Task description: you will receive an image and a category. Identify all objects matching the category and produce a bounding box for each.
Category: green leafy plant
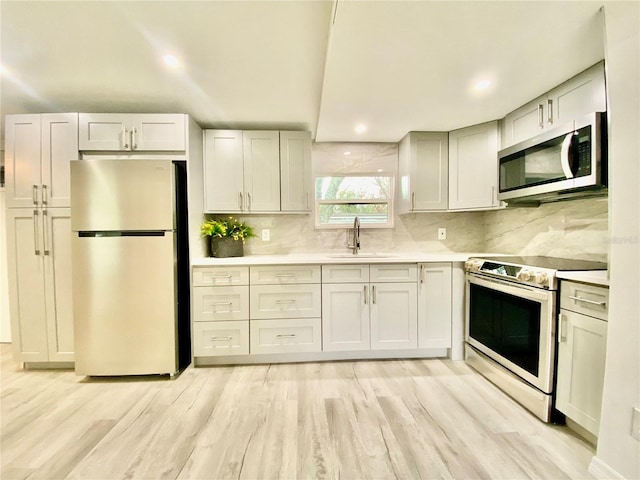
[200,217,256,242]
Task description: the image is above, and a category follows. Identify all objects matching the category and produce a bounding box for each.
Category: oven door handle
[467,273,552,302]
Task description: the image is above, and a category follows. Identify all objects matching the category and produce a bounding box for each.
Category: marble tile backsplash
[240,210,487,255]
[484,197,609,262]
[234,196,608,261]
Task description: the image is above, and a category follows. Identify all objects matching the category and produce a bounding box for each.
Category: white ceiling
[1,1,606,144]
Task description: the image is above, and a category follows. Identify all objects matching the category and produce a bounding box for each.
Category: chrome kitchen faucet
[348,216,361,255]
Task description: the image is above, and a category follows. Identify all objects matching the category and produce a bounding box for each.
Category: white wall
[591,3,640,479]
[0,185,11,343]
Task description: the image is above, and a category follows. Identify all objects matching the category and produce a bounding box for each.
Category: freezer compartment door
[72,233,177,375]
[70,159,174,232]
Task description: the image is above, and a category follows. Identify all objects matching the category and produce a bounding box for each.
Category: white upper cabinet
[448,121,499,210]
[398,131,449,212]
[501,61,606,148]
[242,131,281,212]
[280,131,312,212]
[5,113,78,209]
[203,130,280,213]
[203,130,245,212]
[79,113,186,151]
[204,129,311,214]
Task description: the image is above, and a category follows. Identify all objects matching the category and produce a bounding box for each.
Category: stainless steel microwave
[498,112,607,204]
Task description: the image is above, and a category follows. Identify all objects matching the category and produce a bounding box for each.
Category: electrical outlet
[632,406,640,441]
[438,228,447,240]
[261,229,270,241]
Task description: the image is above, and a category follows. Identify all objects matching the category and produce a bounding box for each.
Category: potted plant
[201,217,256,258]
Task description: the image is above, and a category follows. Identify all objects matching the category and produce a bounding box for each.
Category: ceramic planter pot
[210,236,244,258]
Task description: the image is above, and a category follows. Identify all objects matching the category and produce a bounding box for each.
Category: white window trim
[314,174,395,229]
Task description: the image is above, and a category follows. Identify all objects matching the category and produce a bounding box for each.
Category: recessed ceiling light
[344,151,351,156]
[163,54,180,69]
[473,79,491,91]
[354,124,367,134]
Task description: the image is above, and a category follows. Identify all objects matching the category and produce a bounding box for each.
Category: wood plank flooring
[0,344,596,479]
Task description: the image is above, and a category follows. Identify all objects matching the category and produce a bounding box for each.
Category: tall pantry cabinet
[4,113,78,364]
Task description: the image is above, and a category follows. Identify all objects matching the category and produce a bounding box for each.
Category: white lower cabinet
[6,208,74,363]
[192,266,250,357]
[417,263,452,348]
[250,318,321,354]
[322,264,418,352]
[193,321,249,356]
[322,283,370,351]
[556,280,609,437]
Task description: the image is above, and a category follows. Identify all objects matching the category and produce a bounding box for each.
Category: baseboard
[589,456,626,480]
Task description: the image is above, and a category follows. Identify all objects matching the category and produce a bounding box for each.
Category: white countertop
[192,252,480,267]
[557,270,609,287]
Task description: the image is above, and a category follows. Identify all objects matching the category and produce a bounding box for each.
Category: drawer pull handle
[211,336,232,342]
[275,274,295,278]
[276,300,297,304]
[212,302,233,306]
[276,334,297,339]
[568,295,606,307]
[210,275,232,278]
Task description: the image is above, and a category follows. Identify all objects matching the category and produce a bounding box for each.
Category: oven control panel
[465,259,554,289]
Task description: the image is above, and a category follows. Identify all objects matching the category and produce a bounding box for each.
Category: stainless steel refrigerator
[70,159,190,376]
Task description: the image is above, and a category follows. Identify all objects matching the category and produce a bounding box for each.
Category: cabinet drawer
[250,284,321,319]
[193,321,249,357]
[250,318,321,354]
[193,286,248,322]
[193,266,249,286]
[370,264,417,282]
[560,281,608,320]
[322,265,370,283]
[250,265,320,284]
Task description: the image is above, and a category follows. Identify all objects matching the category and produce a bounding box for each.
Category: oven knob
[535,272,549,285]
[519,270,532,281]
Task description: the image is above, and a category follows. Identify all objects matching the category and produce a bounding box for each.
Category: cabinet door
[41,114,78,208]
[6,209,48,362]
[405,132,449,211]
[370,283,417,350]
[131,114,186,151]
[243,131,281,212]
[549,62,606,128]
[79,113,131,151]
[501,95,546,148]
[203,130,244,212]
[322,283,370,351]
[417,263,452,349]
[556,310,607,436]
[4,115,41,208]
[43,208,74,362]
[448,121,499,210]
[280,131,312,212]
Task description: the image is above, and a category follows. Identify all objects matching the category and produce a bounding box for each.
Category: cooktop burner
[482,256,607,272]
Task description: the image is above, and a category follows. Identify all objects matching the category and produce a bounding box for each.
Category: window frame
[314,172,395,229]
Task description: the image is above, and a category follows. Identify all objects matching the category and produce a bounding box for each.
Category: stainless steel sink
[325,253,398,259]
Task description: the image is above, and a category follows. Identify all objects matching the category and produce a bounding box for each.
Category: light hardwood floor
[1,344,595,479]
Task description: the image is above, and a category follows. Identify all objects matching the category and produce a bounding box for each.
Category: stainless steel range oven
[464,256,606,422]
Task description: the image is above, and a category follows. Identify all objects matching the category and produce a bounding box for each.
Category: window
[315,174,394,228]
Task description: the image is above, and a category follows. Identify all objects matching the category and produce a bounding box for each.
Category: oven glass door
[466,274,556,393]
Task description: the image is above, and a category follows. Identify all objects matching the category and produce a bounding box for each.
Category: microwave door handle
[560,133,574,179]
